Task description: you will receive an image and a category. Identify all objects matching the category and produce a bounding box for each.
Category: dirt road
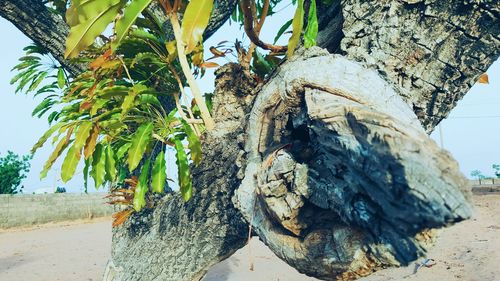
[1,195,499,281]
[0,218,111,281]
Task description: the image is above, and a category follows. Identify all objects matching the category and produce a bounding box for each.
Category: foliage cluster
[0,151,32,194]
[12,0,323,224]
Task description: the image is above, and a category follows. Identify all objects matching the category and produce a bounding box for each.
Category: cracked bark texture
[105,64,256,281]
[234,48,472,280]
[318,0,500,132]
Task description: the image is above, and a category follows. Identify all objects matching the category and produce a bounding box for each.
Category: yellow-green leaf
[133,158,150,211]
[65,0,125,58]
[91,99,108,116]
[61,144,82,183]
[57,68,66,89]
[32,123,65,154]
[116,143,132,161]
[91,143,107,188]
[74,121,93,151]
[40,132,72,179]
[181,0,214,54]
[127,122,153,171]
[84,124,100,159]
[121,84,147,118]
[151,150,166,193]
[105,145,117,181]
[112,0,154,51]
[182,121,202,165]
[175,139,192,201]
[304,0,318,48]
[288,0,304,57]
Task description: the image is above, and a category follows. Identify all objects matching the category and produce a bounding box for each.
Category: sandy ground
[1,195,499,281]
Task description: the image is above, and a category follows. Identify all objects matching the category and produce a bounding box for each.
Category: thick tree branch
[234,48,472,280]
[0,0,84,75]
[317,0,500,132]
[239,0,287,53]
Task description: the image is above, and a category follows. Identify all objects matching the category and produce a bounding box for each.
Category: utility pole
[438,124,444,149]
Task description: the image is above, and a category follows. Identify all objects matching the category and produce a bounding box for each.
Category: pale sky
[0,9,498,193]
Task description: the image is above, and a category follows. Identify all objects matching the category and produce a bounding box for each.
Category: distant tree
[470,170,486,185]
[0,151,32,194]
[493,164,500,179]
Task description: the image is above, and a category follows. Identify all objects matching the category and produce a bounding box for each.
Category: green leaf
[84,125,100,159]
[133,158,150,211]
[32,99,55,117]
[74,121,93,151]
[28,71,49,92]
[151,150,166,193]
[16,68,38,93]
[97,85,129,99]
[91,143,107,188]
[91,99,108,116]
[83,158,91,193]
[182,121,202,165]
[273,19,293,44]
[105,144,117,181]
[252,50,273,78]
[138,94,161,107]
[127,122,153,171]
[112,0,154,51]
[10,67,35,85]
[121,84,146,118]
[48,111,60,124]
[304,0,318,48]
[61,144,82,182]
[130,52,165,68]
[288,0,304,57]
[65,0,125,58]
[117,165,128,184]
[57,68,66,89]
[175,139,193,201]
[116,143,132,161]
[181,0,214,54]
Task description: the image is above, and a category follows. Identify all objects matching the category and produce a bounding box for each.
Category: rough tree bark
[234,48,472,279]
[1,1,499,281]
[0,0,84,75]
[104,65,256,281]
[318,0,499,132]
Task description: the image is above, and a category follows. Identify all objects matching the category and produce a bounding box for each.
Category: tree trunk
[1,1,499,281]
[104,64,257,281]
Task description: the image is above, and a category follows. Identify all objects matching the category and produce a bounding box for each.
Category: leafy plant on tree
[11,0,320,225]
[0,151,32,194]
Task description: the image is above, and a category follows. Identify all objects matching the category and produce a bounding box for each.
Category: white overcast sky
[0,7,498,193]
